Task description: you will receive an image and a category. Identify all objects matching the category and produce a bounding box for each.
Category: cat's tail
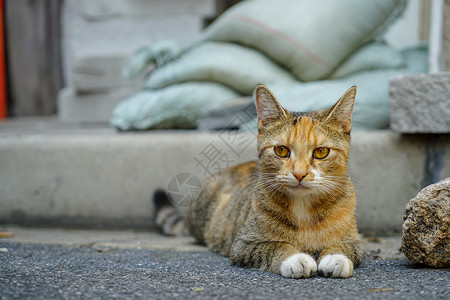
[153,189,185,236]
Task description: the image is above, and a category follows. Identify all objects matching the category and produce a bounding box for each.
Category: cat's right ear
[255,85,287,129]
[324,86,356,134]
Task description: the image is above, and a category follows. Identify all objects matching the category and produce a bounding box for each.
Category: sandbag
[113,45,427,132]
[236,45,429,131]
[145,42,297,95]
[122,40,184,79]
[267,71,405,130]
[198,0,407,81]
[111,82,240,130]
[329,41,406,79]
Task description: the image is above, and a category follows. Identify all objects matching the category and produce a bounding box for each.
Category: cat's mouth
[289,182,311,191]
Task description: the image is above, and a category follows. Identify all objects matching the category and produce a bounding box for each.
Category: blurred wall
[5,0,64,116]
[62,0,216,86]
[384,0,424,49]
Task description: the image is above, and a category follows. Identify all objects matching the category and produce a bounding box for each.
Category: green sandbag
[198,0,407,82]
[122,40,184,79]
[268,70,407,130]
[329,41,406,79]
[111,82,240,130]
[145,42,298,95]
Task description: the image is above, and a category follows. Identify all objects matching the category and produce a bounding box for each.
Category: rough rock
[401,177,450,267]
[390,73,450,133]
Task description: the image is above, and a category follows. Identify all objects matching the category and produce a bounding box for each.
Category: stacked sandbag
[111,83,240,130]
[144,42,298,95]
[197,0,406,81]
[111,0,427,131]
[255,45,428,130]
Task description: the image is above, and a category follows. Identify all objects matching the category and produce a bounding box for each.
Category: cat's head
[254,85,356,198]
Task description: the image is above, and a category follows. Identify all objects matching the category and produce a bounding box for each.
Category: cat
[155,85,362,278]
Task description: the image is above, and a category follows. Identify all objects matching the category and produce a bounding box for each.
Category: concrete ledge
[0,126,449,235]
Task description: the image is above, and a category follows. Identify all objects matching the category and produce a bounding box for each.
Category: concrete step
[1,118,449,235]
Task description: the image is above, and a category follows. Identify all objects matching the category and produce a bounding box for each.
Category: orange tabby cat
[157,85,362,278]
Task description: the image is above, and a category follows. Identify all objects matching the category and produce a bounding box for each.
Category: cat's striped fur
[155,85,362,278]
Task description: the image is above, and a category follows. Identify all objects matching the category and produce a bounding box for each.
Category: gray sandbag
[111,82,240,130]
[329,41,406,79]
[144,42,298,95]
[198,96,255,130]
[122,40,184,79]
[198,0,407,81]
[234,45,428,131]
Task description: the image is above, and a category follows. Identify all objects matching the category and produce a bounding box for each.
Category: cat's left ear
[325,86,356,134]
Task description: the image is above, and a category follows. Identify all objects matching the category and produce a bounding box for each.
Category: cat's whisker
[272,184,286,197]
[309,180,348,199]
[261,182,282,197]
[321,178,351,185]
[243,177,281,194]
[318,184,346,196]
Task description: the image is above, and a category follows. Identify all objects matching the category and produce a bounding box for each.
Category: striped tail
[153,189,185,236]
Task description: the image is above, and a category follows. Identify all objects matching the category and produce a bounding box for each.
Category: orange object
[0,0,7,119]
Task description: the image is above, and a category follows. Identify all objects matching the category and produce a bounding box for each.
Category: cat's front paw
[280,253,317,279]
[318,254,353,278]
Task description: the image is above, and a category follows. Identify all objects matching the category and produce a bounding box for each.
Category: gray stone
[401,177,450,268]
[389,73,450,133]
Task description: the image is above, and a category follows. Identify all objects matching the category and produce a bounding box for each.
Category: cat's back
[186,161,257,254]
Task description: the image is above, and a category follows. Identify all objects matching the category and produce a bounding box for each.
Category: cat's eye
[274,145,290,158]
[313,147,330,159]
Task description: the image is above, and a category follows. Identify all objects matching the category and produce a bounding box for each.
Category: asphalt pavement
[0,227,448,299]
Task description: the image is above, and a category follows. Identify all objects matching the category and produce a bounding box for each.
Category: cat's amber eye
[274,145,290,158]
[313,147,330,159]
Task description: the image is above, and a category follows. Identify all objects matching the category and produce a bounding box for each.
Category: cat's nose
[292,172,307,183]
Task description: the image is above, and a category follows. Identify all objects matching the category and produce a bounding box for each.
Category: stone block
[390,73,450,133]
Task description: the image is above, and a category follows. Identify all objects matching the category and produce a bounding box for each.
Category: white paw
[280,253,317,279]
[318,254,353,278]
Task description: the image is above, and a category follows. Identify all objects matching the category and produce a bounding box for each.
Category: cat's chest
[291,199,342,249]
[291,198,314,223]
